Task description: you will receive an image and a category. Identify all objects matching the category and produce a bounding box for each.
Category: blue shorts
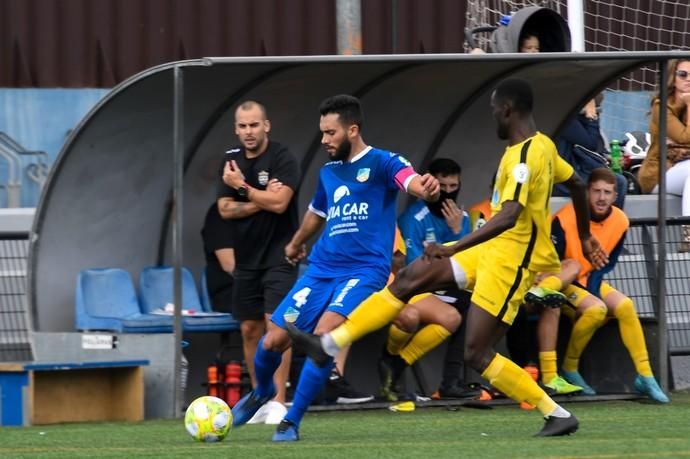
[270,269,385,333]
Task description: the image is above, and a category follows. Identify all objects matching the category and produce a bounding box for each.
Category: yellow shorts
[561,282,616,321]
[450,244,534,325]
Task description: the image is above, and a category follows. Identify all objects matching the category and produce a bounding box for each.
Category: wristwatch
[237,184,249,198]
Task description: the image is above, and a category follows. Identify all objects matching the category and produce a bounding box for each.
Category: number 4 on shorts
[292,287,311,308]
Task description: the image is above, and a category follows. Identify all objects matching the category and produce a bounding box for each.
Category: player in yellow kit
[288,79,607,436]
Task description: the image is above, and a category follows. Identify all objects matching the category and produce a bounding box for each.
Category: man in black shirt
[201,203,235,313]
[218,100,300,424]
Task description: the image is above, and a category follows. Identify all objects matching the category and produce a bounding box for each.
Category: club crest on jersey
[283,307,300,323]
[356,168,370,182]
[513,163,529,184]
[257,170,269,186]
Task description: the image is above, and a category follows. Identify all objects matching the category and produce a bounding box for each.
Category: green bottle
[610,139,623,173]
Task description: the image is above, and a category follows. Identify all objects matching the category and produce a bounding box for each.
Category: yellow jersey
[488,132,573,272]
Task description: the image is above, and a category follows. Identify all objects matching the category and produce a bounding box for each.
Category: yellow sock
[331,287,405,348]
[614,298,653,377]
[539,351,558,385]
[482,353,557,416]
[399,324,451,365]
[539,275,563,291]
[386,324,413,355]
[563,305,607,372]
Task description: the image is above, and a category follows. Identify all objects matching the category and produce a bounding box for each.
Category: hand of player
[441,201,463,234]
[266,178,283,193]
[419,173,441,202]
[223,160,245,189]
[285,241,306,266]
[421,242,456,262]
[581,235,608,270]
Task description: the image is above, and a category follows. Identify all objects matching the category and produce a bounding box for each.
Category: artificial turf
[1,392,688,458]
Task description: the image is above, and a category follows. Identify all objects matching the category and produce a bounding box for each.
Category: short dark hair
[428,158,461,177]
[519,30,539,43]
[319,94,363,128]
[494,79,533,114]
[588,167,617,186]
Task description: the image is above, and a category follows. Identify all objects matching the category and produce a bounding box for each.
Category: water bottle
[224,361,242,407]
[610,139,623,173]
[206,364,220,398]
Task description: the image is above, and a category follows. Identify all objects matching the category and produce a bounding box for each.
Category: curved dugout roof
[30,51,686,331]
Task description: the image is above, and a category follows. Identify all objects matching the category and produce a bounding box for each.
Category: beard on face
[329,138,351,161]
[427,189,460,217]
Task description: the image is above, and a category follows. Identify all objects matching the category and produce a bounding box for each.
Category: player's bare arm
[284,210,326,265]
[407,173,441,202]
[223,160,294,214]
[561,173,609,269]
[214,248,235,275]
[218,178,283,219]
[422,200,522,261]
[217,197,260,219]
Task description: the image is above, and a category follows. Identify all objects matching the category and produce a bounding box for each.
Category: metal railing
[606,217,690,356]
[0,232,33,361]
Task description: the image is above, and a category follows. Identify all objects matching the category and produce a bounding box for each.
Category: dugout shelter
[26,52,685,401]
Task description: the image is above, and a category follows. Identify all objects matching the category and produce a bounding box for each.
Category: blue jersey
[398,200,471,264]
[307,146,416,282]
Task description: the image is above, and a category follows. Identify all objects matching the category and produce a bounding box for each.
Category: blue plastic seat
[75,268,173,333]
[139,266,238,332]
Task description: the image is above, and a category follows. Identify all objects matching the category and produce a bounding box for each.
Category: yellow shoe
[389,401,415,412]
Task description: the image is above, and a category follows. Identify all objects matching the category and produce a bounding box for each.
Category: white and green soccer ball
[184,396,232,442]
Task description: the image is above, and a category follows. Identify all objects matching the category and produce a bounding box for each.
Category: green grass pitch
[2,392,689,458]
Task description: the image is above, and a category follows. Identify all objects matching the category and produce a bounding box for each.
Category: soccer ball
[184,396,232,442]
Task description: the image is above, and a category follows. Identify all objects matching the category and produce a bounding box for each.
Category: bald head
[235,100,268,120]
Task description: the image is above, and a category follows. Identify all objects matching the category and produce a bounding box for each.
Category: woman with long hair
[638,58,690,251]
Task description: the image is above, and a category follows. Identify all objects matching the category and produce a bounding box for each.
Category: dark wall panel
[362,0,467,54]
[0,0,337,87]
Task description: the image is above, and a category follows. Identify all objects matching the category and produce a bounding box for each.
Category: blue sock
[253,336,280,398]
[284,357,335,427]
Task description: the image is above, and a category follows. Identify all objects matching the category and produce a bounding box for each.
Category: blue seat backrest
[200,268,213,313]
[138,266,202,313]
[76,268,141,318]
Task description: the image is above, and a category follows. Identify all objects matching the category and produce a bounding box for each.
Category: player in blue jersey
[230,94,440,441]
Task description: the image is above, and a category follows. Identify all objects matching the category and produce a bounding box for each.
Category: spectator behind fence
[201,202,235,313]
[638,58,690,252]
[217,100,301,424]
[231,94,441,442]
[519,31,540,53]
[552,99,627,209]
[528,167,669,403]
[395,157,477,399]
